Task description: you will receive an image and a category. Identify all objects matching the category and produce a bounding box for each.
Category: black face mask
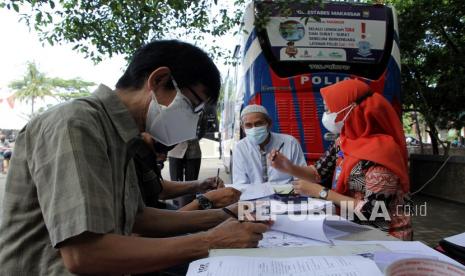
[153,142,177,156]
[156,161,165,170]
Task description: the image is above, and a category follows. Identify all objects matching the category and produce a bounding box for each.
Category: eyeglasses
[172,78,207,114]
[186,86,207,113]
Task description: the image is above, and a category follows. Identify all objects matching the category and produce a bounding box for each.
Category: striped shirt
[0,84,145,275]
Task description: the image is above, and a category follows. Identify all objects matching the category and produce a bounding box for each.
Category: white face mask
[244,125,269,145]
[145,78,200,146]
[321,103,355,134]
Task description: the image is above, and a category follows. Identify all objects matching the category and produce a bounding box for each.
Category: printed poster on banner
[265,5,387,64]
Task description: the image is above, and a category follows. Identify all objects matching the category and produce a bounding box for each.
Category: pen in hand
[272,142,285,161]
[222,207,238,220]
[215,168,220,188]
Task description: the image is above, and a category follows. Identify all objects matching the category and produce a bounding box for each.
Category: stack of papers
[385,257,465,275]
[227,182,293,201]
[187,255,383,276]
[332,240,465,269]
[271,214,371,243]
[445,232,465,247]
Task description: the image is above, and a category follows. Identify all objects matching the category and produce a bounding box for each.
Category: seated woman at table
[270,79,412,240]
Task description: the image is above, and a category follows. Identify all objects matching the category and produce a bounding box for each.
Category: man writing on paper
[233,104,306,184]
[0,40,268,275]
[136,132,241,211]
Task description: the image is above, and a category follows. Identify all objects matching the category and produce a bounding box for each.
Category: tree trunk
[428,122,439,155]
[412,111,424,154]
[31,96,35,115]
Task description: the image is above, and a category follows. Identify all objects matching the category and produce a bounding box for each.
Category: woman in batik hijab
[270,79,412,240]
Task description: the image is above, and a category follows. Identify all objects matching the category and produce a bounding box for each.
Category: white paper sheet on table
[211,242,389,258]
[227,182,293,201]
[332,240,465,269]
[234,183,276,200]
[259,230,327,248]
[269,198,334,215]
[445,232,465,247]
[373,251,438,272]
[271,214,371,243]
[186,255,382,276]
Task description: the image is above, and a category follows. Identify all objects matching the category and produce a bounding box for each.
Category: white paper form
[269,198,334,215]
[236,183,276,200]
[210,243,390,258]
[271,214,371,243]
[186,255,383,276]
[259,230,327,248]
[445,232,465,247]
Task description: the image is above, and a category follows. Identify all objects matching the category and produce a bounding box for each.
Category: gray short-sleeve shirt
[0,84,145,275]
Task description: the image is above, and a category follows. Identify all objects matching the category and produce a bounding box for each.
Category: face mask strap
[171,77,181,93]
[339,103,356,122]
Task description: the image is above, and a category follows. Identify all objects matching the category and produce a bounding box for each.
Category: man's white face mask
[145,78,200,146]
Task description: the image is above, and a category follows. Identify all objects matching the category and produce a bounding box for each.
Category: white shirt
[167,141,188,158]
[232,132,307,184]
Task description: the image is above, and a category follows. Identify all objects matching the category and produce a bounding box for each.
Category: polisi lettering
[301,76,351,85]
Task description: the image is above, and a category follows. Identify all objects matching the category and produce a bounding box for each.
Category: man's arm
[60,218,269,275]
[132,206,226,237]
[60,231,209,274]
[159,177,225,200]
[232,144,249,184]
[158,179,198,199]
[179,188,241,211]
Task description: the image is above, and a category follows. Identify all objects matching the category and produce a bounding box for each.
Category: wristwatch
[196,194,213,210]
[319,187,329,200]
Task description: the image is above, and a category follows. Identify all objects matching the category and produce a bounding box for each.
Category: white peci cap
[240,104,270,120]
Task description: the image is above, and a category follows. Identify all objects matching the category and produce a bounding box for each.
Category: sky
[0,4,237,130]
[0,8,128,129]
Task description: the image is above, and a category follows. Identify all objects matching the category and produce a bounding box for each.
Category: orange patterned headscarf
[320,79,409,193]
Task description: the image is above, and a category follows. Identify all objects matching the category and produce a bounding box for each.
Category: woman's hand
[269,149,294,174]
[292,180,323,198]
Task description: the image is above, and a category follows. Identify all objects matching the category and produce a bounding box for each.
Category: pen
[215,168,220,188]
[272,142,285,161]
[222,207,238,220]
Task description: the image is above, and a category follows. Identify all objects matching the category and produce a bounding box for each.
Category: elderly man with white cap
[232,104,306,184]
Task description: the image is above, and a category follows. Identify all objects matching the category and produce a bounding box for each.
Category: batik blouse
[314,142,413,240]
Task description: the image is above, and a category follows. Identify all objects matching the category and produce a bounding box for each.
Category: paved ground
[411,194,465,246]
[0,173,5,224]
[1,158,464,247]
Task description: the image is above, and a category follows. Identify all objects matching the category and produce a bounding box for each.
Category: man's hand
[196,176,225,193]
[206,218,269,249]
[204,188,241,208]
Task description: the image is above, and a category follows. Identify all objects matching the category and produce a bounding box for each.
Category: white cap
[241,104,270,120]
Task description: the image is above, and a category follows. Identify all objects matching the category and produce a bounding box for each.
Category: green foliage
[9,61,95,115]
[391,0,465,154]
[254,1,324,32]
[3,0,464,154]
[2,0,247,63]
